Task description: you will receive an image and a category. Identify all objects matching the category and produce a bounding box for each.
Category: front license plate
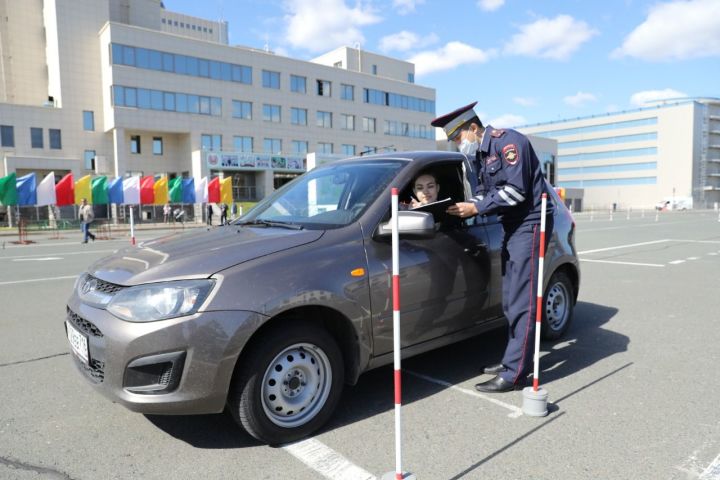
[66,321,89,365]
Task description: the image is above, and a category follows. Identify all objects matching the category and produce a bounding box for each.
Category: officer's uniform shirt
[467,125,554,224]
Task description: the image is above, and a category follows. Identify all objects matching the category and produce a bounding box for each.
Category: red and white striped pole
[522,192,550,416]
[532,193,548,391]
[383,188,415,480]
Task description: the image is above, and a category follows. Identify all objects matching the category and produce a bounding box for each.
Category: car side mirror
[375,210,436,240]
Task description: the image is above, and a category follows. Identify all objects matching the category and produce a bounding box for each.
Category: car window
[242,160,406,229]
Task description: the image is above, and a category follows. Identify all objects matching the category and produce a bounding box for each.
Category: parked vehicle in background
[656,197,693,211]
[64,151,580,445]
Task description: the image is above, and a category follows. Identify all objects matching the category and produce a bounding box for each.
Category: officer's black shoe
[474,375,517,393]
[482,363,507,375]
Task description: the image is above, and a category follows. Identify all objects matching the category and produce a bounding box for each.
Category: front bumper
[65,293,268,415]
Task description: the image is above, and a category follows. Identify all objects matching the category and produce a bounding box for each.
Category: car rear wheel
[228,321,344,445]
[541,270,574,340]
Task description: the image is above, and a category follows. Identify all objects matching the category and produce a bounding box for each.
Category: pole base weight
[382,472,416,480]
[522,386,549,417]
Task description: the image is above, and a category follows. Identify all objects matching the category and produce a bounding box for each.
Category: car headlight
[106,280,215,322]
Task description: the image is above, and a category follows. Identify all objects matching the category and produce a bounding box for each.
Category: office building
[0,0,436,202]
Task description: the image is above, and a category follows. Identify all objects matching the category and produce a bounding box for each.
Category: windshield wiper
[237,219,304,230]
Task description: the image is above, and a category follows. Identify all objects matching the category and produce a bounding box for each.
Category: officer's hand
[446,202,478,218]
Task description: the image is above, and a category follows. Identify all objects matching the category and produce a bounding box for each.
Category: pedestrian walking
[79,198,96,243]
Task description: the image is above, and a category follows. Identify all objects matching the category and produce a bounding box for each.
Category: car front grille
[67,307,103,338]
[66,308,105,383]
[91,276,125,295]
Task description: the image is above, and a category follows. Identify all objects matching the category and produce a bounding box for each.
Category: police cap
[430,101,482,141]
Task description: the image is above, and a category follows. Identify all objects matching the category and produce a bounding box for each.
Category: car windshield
[239,160,407,229]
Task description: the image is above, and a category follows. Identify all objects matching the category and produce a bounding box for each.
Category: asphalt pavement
[1,211,719,479]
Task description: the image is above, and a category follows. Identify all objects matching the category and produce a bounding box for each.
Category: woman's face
[413,174,439,204]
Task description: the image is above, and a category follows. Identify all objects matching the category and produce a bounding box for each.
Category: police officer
[431,102,554,393]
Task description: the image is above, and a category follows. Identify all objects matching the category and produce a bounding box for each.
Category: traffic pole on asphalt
[129,206,136,245]
[522,193,549,417]
[382,188,416,480]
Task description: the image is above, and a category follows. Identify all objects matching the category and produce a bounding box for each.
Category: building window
[263,138,282,154]
[333,61,343,68]
[262,70,280,89]
[30,128,43,148]
[233,136,253,152]
[341,114,355,130]
[232,100,252,119]
[317,142,333,154]
[290,75,306,93]
[291,107,308,126]
[316,111,332,128]
[341,144,356,156]
[362,146,376,155]
[372,64,377,75]
[84,150,96,170]
[49,129,62,149]
[341,84,354,101]
[291,140,308,154]
[201,134,221,151]
[362,117,376,133]
[130,135,141,154]
[317,80,331,97]
[0,125,14,147]
[153,137,163,155]
[263,104,281,123]
[83,111,94,131]
[407,72,414,83]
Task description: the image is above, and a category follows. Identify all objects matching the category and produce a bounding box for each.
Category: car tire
[541,270,575,340]
[228,321,344,445]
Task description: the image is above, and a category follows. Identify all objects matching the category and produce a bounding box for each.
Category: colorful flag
[55,173,74,206]
[182,178,195,203]
[108,177,123,204]
[36,172,57,206]
[154,176,168,205]
[0,172,17,206]
[195,177,208,203]
[168,177,183,203]
[208,177,220,203]
[140,176,154,204]
[16,173,37,206]
[220,177,233,204]
[122,177,140,205]
[91,176,109,205]
[74,175,92,204]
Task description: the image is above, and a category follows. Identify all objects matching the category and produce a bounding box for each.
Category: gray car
[64,151,579,445]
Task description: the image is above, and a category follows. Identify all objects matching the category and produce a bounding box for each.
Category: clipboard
[411,197,453,216]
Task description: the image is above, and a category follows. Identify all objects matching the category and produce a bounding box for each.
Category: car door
[365,161,495,357]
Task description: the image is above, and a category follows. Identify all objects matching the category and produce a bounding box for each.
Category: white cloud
[283,0,381,53]
[393,0,424,15]
[564,91,598,107]
[613,0,720,60]
[487,113,526,128]
[504,15,598,60]
[477,0,504,12]
[379,31,439,53]
[630,89,687,106]
[513,97,537,107]
[408,42,495,76]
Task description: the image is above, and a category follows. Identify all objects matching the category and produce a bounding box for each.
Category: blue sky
[164,0,720,128]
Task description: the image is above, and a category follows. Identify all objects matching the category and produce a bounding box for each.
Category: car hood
[88,226,324,286]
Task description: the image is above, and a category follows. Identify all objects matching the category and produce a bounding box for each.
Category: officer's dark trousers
[499,217,553,384]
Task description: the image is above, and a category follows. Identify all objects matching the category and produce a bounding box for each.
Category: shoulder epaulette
[490,129,505,138]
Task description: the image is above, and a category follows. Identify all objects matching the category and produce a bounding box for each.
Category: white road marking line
[700,452,720,480]
[580,259,665,267]
[668,239,720,244]
[0,249,116,259]
[12,257,62,261]
[578,239,670,255]
[405,369,523,418]
[282,438,377,480]
[1,239,128,248]
[669,260,686,265]
[0,275,77,286]
[687,257,700,261]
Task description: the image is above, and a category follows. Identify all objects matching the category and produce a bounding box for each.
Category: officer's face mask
[458,138,479,156]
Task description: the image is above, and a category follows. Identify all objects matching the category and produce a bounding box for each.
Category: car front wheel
[228,321,344,445]
[541,270,575,340]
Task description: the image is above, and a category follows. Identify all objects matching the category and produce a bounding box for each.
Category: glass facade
[559,177,657,188]
[113,86,222,116]
[363,88,435,114]
[384,120,432,139]
[559,132,657,150]
[559,147,657,163]
[560,162,657,176]
[111,43,252,84]
[535,117,658,138]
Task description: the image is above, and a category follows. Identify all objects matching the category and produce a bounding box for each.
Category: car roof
[327,150,467,169]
